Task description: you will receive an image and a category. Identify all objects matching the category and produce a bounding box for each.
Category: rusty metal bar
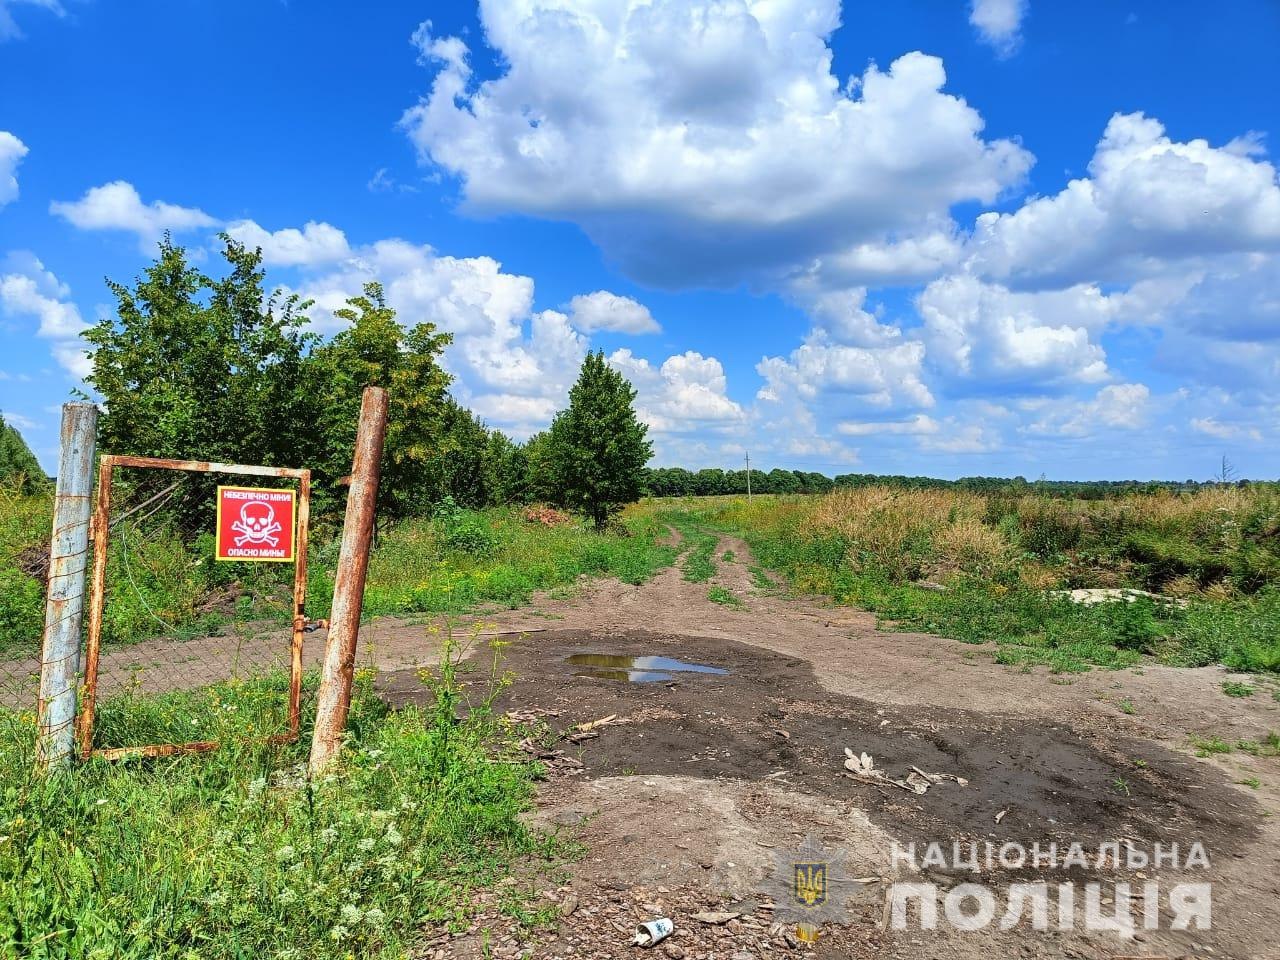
[108,455,308,479]
[92,740,220,762]
[35,403,98,771]
[309,387,388,775]
[77,454,114,760]
[288,469,311,739]
[78,453,313,760]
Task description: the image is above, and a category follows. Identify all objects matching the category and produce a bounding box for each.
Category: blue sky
[2,0,1278,479]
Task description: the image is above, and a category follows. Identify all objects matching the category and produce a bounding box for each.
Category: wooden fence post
[35,402,97,771]
[309,387,388,775]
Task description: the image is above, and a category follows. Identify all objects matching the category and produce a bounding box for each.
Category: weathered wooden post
[35,402,97,771]
[309,387,388,775]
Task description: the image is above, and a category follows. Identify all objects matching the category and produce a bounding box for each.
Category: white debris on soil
[842,749,968,795]
[414,880,830,959]
[1049,588,1188,608]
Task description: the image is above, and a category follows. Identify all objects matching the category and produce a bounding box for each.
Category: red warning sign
[215,486,297,562]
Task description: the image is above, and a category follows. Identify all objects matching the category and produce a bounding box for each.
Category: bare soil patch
[381,628,1252,862]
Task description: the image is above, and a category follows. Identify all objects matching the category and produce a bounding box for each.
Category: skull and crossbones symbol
[231,500,282,548]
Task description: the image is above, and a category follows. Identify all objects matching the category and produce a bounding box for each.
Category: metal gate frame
[77,455,312,761]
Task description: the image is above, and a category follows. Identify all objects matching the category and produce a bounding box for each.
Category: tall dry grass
[802,487,1012,582]
[696,483,1280,595]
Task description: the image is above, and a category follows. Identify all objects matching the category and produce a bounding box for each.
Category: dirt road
[378,527,1280,960]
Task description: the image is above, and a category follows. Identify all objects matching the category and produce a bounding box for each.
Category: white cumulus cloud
[1024,383,1151,437]
[0,132,27,207]
[836,414,940,436]
[50,181,218,251]
[968,113,1280,288]
[608,348,744,432]
[0,252,90,377]
[401,0,1032,287]
[224,219,351,267]
[1190,417,1263,443]
[917,275,1112,388]
[969,0,1027,57]
[567,291,660,335]
[757,333,933,411]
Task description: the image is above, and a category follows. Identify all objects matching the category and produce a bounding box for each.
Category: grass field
[654,486,1280,674]
[0,490,676,655]
[0,633,551,960]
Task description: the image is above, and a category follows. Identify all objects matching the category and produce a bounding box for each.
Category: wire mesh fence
[0,458,319,761]
[81,460,313,758]
[0,641,41,715]
[0,487,52,725]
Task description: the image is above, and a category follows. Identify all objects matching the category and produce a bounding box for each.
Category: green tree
[520,431,558,504]
[306,282,455,521]
[85,237,316,522]
[0,416,47,492]
[545,351,652,530]
[483,430,529,505]
[87,237,315,466]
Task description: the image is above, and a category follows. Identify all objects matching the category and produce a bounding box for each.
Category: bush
[432,497,497,557]
[1017,499,1084,560]
[0,567,41,650]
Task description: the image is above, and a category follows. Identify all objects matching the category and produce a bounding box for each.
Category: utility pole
[745,451,751,501]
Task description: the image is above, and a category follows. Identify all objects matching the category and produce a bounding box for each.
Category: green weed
[1235,732,1280,757]
[0,633,551,960]
[1190,734,1233,757]
[1222,680,1255,698]
[706,586,745,609]
[669,519,717,583]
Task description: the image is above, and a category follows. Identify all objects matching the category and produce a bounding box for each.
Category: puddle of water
[567,653,728,683]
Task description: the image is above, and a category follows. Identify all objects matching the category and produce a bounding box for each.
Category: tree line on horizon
[639,468,1263,500]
